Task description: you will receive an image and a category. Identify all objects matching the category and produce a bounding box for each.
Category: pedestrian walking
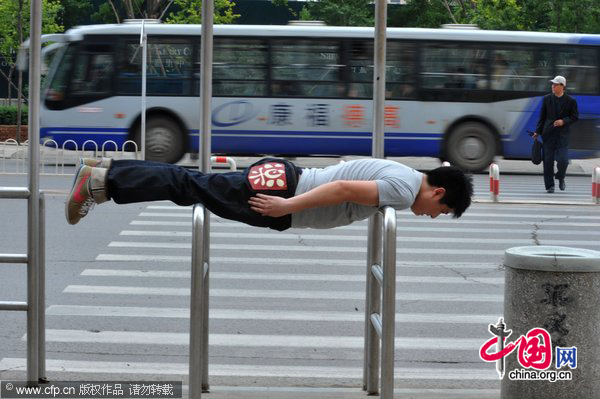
[532,76,579,193]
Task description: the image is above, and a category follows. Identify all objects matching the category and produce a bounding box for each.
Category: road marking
[63,285,503,302]
[95,254,500,269]
[47,305,499,324]
[81,268,504,285]
[0,358,498,380]
[38,329,485,351]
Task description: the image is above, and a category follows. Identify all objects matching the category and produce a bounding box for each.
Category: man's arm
[562,97,579,126]
[248,180,379,218]
[534,96,548,136]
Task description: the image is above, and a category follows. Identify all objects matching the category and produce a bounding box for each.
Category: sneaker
[80,157,112,168]
[65,165,96,225]
[559,179,566,191]
[546,187,555,193]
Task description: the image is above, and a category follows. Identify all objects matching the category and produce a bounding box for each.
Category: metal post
[364,213,382,394]
[189,1,214,397]
[38,192,46,380]
[372,0,387,159]
[189,205,205,399]
[140,20,147,160]
[381,207,397,399]
[27,0,42,384]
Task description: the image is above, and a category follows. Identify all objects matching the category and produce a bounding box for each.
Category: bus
[34,21,600,171]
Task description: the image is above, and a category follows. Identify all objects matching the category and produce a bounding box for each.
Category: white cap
[550,75,567,87]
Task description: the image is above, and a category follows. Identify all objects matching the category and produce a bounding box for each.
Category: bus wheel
[446,122,496,172]
[136,117,185,164]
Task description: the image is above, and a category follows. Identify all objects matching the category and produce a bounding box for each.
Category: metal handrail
[364,206,397,398]
[0,188,46,382]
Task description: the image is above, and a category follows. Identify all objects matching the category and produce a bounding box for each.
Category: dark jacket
[535,93,579,138]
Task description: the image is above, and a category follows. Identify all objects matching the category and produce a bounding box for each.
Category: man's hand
[248,193,290,217]
[532,132,538,139]
[553,119,565,127]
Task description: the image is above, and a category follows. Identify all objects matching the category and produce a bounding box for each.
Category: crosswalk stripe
[111,234,600,246]
[131,219,600,228]
[139,211,600,220]
[120,228,593,237]
[81,269,505,285]
[108,241,508,256]
[0,358,498,380]
[63,285,503,302]
[46,305,499,324]
[94,254,499,269]
[38,329,484,350]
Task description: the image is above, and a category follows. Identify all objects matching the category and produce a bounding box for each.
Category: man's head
[550,75,566,96]
[411,166,473,219]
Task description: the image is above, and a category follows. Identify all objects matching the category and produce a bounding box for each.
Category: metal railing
[189,156,235,399]
[0,139,139,175]
[0,188,46,382]
[364,206,397,398]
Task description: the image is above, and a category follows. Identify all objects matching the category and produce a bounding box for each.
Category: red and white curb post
[593,166,600,204]
[489,163,500,202]
[210,156,237,171]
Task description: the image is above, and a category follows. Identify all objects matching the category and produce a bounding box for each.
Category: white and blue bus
[37,21,600,171]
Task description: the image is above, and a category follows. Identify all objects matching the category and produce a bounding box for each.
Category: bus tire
[445,122,496,172]
[135,116,185,164]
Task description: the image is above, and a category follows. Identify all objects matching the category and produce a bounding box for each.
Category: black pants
[542,133,569,190]
[106,158,302,231]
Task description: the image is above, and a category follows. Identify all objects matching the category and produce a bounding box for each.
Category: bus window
[45,44,76,104]
[386,41,416,99]
[271,39,342,97]
[71,45,114,95]
[119,38,193,96]
[492,48,552,92]
[347,39,372,98]
[556,47,599,94]
[212,38,268,97]
[421,44,488,90]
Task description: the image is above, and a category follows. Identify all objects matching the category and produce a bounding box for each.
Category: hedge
[0,106,28,125]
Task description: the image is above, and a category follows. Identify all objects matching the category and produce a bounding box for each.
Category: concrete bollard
[502,246,600,399]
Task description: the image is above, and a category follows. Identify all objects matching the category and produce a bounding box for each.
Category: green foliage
[165,0,240,24]
[464,0,525,31]
[389,0,600,33]
[388,0,450,28]
[307,0,374,26]
[0,0,64,67]
[0,106,28,125]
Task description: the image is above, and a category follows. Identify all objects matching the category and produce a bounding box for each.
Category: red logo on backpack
[248,162,288,190]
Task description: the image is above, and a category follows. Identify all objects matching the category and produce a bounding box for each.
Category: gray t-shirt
[291,159,423,229]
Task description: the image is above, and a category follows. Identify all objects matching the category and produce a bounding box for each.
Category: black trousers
[106,158,302,231]
[542,133,569,189]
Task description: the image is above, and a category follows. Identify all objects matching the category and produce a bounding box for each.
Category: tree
[0,0,63,141]
[306,0,374,26]
[165,0,239,24]
[388,0,451,28]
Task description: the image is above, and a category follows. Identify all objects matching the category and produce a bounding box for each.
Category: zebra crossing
[2,186,599,397]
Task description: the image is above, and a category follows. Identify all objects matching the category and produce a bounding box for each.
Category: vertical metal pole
[372,0,387,159]
[38,193,46,380]
[27,0,42,384]
[381,207,397,399]
[201,208,210,391]
[200,0,213,174]
[140,20,147,160]
[365,213,382,394]
[189,205,205,399]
